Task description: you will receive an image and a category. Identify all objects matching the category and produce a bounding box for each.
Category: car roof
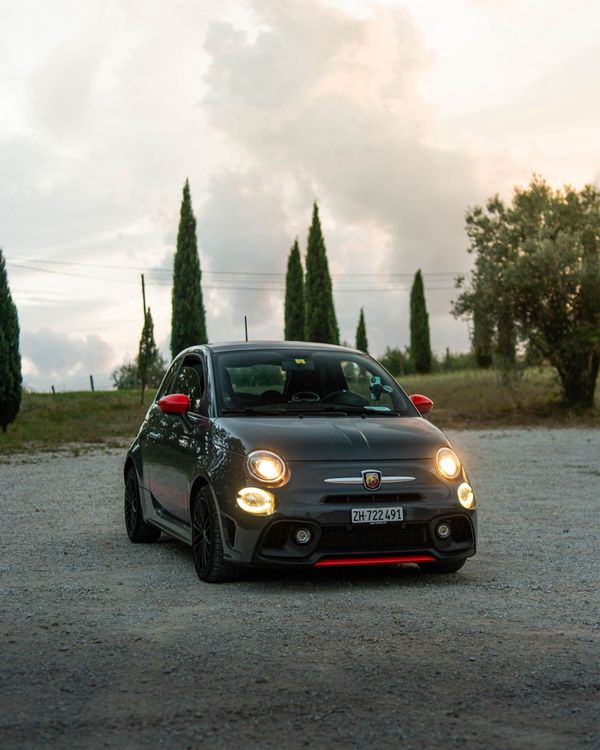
[180,341,365,356]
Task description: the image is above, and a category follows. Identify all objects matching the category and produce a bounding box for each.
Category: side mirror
[158,393,191,414]
[409,393,433,415]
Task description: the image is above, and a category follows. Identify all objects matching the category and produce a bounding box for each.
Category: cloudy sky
[1,0,599,390]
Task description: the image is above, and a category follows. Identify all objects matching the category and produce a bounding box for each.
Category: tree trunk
[496,307,516,368]
[557,352,599,409]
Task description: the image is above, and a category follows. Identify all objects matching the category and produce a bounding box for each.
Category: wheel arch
[124,444,145,486]
[189,474,233,551]
[189,473,209,508]
[124,455,136,483]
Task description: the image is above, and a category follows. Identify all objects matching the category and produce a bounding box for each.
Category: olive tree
[454,178,600,408]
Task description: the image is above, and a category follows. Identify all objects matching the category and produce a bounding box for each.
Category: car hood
[214,416,449,461]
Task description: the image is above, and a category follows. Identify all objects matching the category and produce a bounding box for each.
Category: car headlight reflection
[247,450,289,485]
[435,447,461,480]
[236,487,276,515]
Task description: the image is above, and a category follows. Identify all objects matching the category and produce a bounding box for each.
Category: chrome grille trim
[324,476,415,485]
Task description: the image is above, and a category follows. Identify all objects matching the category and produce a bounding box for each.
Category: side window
[156,360,179,400]
[170,357,205,414]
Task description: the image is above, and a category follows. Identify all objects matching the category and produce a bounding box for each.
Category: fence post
[51,385,56,395]
[90,375,95,392]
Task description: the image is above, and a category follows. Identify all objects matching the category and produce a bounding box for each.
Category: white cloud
[1,0,599,386]
[21,329,114,390]
[196,0,478,353]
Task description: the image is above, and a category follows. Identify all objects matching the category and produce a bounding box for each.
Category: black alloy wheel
[191,487,239,583]
[124,467,161,543]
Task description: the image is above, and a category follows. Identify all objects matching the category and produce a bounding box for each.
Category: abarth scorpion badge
[362,470,382,491]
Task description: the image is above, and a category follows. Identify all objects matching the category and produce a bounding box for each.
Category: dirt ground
[1,428,598,749]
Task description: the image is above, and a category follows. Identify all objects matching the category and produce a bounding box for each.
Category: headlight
[247,450,289,485]
[236,487,276,515]
[436,447,461,480]
[458,482,476,509]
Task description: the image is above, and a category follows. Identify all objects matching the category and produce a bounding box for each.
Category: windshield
[213,348,413,417]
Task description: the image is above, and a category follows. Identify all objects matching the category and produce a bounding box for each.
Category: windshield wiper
[221,404,405,417]
[221,406,348,417]
[221,407,290,416]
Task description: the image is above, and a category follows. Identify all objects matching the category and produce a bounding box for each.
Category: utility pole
[141,273,147,317]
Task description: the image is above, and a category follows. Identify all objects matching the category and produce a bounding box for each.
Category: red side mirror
[409,394,433,415]
[158,393,191,414]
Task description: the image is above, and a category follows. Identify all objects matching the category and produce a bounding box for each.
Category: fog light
[458,482,476,510]
[236,487,275,515]
[436,522,451,539]
[295,528,312,545]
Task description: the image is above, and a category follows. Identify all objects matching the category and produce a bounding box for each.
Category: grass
[0,368,598,455]
[399,367,600,428]
[0,390,153,456]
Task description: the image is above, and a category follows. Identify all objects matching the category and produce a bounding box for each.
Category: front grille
[317,523,428,552]
[449,516,472,544]
[322,493,422,504]
[262,523,290,549]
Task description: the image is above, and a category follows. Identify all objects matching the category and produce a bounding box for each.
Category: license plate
[351,506,404,524]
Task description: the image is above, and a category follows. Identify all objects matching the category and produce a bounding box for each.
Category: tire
[191,487,239,583]
[418,558,466,574]
[124,467,161,543]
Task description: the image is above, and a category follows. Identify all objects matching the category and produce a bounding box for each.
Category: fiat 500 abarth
[124,342,477,582]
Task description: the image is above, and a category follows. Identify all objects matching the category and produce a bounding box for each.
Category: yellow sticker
[294,358,306,364]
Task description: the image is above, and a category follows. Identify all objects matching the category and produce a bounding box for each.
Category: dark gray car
[124,342,477,582]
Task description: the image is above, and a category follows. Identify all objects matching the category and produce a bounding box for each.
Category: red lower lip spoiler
[314,554,437,568]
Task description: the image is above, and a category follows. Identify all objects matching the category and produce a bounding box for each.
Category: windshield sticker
[282,358,315,371]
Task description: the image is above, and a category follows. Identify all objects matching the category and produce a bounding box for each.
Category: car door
[139,358,179,494]
[146,353,209,523]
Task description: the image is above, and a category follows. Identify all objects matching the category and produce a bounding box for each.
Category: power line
[6,260,137,284]
[5,259,460,293]
[6,256,464,279]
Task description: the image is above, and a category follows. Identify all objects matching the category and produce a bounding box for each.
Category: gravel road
[1,428,598,749]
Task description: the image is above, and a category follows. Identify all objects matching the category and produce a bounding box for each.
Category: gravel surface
[1,428,598,749]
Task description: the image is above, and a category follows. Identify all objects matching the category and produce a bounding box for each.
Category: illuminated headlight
[435,447,461,480]
[247,450,289,485]
[458,482,476,510]
[236,487,275,516]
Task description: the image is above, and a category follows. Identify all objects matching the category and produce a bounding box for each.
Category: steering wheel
[321,389,370,406]
[321,389,347,402]
[290,391,320,402]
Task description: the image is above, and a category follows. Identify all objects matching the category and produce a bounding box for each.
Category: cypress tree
[355,307,368,352]
[284,239,305,340]
[304,203,339,344]
[171,179,207,356]
[410,269,432,373]
[0,249,22,433]
[138,307,159,404]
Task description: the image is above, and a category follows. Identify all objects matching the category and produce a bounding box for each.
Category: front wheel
[418,558,466,574]
[191,488,239,583]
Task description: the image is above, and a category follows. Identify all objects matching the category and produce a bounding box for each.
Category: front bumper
[245,510,475,568]
[216,458,477,569]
